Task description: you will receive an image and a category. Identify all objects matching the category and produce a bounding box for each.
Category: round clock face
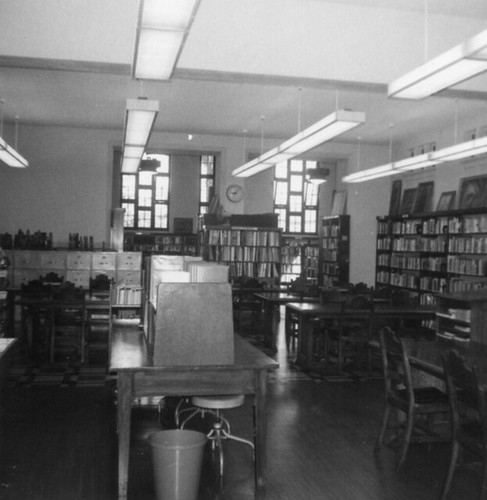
[226,184,244,202]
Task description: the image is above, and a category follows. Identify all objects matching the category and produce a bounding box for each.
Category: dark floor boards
[0,311,482,499]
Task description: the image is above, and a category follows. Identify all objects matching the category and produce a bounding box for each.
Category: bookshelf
[376,209,487,306]
[280,235,320,284]
[320,215,350,287]
[202,226,281,284]
[124,231,198,255]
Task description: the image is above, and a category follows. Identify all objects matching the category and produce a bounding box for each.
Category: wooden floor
[0,311,482,500]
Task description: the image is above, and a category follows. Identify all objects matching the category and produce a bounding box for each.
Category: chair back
[378,327,414,406]
[21,279,52,301]
[442,349,487,437]
[52,281,85,304]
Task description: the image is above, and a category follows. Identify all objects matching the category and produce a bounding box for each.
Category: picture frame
[436,191,456,212]
[412,181,434,214]
[331,189,347,215]
[458,174,487,210]
[400,188,417,215]
[173,217,193,234]
[389,180,402,216]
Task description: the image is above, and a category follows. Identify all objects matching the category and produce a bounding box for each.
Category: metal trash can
[149,429,207,500]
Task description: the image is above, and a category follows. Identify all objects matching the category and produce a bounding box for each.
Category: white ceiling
[1,0,487,156]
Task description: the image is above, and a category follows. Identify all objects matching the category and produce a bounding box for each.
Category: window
[121,154,170,230]
[121,153,216,231]
[273,160,320,234]
[199,154,215,215]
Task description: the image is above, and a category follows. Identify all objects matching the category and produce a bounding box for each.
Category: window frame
[273,159,320,235]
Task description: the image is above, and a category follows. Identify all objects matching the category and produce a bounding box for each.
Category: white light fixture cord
[424,0,428,62]
[260,116,265,155]
[14,116,19,150]
[297,87,302,133]
[454,98,459,144]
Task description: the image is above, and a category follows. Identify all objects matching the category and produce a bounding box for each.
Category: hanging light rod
[232,109,365,178]
[121,98,159,173]
[132,0,202,81]
[388,28,487,99]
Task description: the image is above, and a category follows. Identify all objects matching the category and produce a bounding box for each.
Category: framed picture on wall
[389,180,402,216]
[400,188,417,215]
[458,174,487,210]
[436,191,456,212]
[331,189,347,215]
[412,181,434,214]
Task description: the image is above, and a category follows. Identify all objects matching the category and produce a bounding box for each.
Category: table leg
[295,315,313,369]
[117,372,134,499]
[254,369,268,499]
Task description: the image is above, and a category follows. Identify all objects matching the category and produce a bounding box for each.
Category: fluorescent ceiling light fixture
[393,152,438,171]
[431,135,487,162]
[132,0,202,80]
[232,110,365,178]
[342,135,487,183]
[0,135,28,168]
[121,98,159,173]
[389,28,487,99]
[342,163,400,183]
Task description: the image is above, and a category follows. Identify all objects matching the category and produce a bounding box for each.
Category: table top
[254,292,319,303]
[110,324,279,373]
[0,338,17,359]
[286,301,435,317]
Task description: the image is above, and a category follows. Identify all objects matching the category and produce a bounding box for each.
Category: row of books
[390,255,446,272]
[207,229,280,247]
[419,276,447,293]
[447,256,487,277]
[208,246,280,262]
[111,284,142,305]
[227,262,279,278]
[390,272,419,289]
[391,236,447,253]
[450,214,487,234]
[449,235,487,254]
[322,226,340,237]
[448,277,487,293]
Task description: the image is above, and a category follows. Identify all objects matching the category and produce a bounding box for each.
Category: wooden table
[254,292,319,352]
[109,324,279,499]
[286,302,437,371]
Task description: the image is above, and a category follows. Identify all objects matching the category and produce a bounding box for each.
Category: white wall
[6,120,484,289]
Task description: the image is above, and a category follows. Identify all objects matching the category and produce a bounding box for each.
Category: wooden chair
[323,295,374,373]
[439,349,487,500]
[232,277,263,333]
[51,282,86,363]
[20,279,53,358]
[374,327,450,471]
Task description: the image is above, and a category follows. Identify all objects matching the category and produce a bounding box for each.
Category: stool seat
[191,395,245,410]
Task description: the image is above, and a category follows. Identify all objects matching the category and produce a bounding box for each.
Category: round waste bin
[149,429,207,500]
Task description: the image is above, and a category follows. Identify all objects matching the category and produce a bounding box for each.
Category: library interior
[3,1,487,499]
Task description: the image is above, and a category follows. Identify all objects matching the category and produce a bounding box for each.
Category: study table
[254,292,320,352]
[109,324,279,499]
[286,302,437,371]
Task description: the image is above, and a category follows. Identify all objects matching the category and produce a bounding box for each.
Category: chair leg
[397,411,414,471]
[439,440,459,500]
[479,449,487,500]
[374,403,391,454]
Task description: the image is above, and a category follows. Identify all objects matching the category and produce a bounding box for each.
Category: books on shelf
[112,283,142,306]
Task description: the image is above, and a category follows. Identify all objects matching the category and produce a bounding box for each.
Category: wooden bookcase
[320,215,350,287]
[376,208,487,306]
[124,231,197,255]
[202,226,281,284]
[280,235,320,284]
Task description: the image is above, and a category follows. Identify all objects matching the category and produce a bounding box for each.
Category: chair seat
[191,395,245,410]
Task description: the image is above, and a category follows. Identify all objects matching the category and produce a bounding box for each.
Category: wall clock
[226,184,244,202]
